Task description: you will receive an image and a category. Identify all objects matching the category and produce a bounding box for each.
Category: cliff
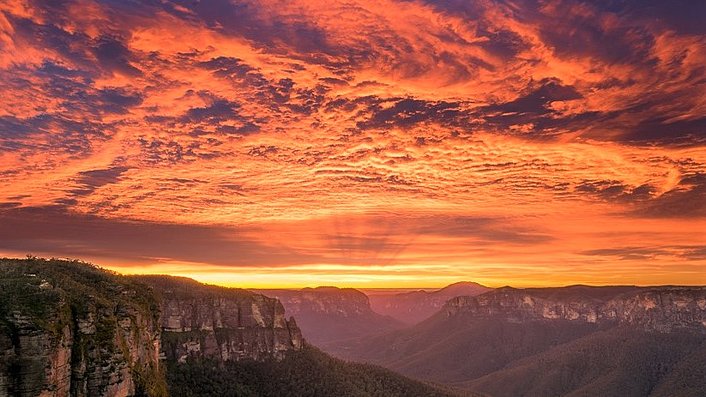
[0,258,165,397]
[444,285,706,332]
[136,276,303,362]
[0,259,303,397]
[253,286,402,347]
[341,285,706,395]
[255,286,373,317]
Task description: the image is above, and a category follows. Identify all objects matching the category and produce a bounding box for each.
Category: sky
[0,0,705,288]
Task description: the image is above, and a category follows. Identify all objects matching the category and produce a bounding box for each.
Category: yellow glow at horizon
[103,260,706,289]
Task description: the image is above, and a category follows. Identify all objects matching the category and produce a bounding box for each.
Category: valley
[2,257,705,397]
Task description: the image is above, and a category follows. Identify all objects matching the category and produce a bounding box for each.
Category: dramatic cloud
[0,0,704,287]
[0,205,320,266]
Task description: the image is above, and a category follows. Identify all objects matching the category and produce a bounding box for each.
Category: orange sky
[0,0,705,288]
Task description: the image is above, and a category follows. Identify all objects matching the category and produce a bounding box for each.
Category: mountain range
[251,287,404,346]
[367,282,491,324]
[338,285,706,396]
[2,257,705,397]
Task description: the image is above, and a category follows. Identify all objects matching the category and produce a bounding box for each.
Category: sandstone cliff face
[256,287,372,317]
[0,304,73,397]
[252,287,402,346]
[68,300,162,397]
[137,276,303,363]
[0,259,164,397]
[1,260,305,397]
[444,286,706,332]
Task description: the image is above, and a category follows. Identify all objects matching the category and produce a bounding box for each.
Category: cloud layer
[0,0,705,287]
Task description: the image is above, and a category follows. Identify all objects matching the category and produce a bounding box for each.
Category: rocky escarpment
[255,287,373,317]
[445,286,706,332]
[253,287,402,347]
[136,276,303,363]
[0,258,165,397]
[339,285,706,396]
[1,259,305,397]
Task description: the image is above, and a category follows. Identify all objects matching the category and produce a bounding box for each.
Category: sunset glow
[1,0,705,287]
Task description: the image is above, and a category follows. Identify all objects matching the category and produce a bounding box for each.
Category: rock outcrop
[337,285,706,396]
[256,286,373,317]
[444,286,706,332]
[136,276,303,363]
[253,286,402,346]
[0,259,164,397]
[1,259,304,397]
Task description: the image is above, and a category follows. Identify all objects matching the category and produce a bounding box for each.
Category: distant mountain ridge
[6,259,703,396]
[369,281,492,324]
[338,285,706,397]
[445,285,706,331]
[252,286,404,347]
